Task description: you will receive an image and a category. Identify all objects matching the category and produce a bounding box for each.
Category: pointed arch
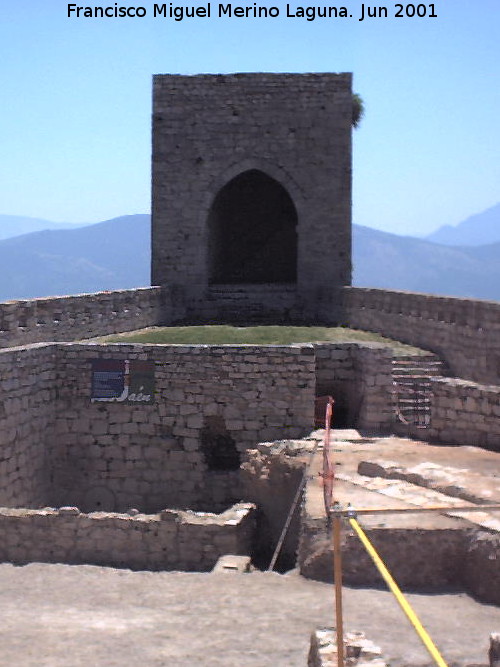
[208,169,298,284]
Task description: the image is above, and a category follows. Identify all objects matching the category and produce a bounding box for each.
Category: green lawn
[100,325,425,354]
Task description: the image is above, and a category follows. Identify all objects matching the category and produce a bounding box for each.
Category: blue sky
[0,0,498,236]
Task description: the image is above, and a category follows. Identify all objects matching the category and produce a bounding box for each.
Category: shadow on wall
[208,169,298,285]
[200,416,241,471]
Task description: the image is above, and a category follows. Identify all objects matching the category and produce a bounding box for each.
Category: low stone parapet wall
[344,286,500,386]
[429,378,500,450]
[0,502,256,571]
[0,287,168,348]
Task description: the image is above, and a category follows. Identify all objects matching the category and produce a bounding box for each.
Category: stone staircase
[392,354,446,428]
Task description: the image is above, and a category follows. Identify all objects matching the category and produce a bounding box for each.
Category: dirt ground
[0,562,498,667]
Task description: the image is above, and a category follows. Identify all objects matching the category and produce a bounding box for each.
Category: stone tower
[151,72,352,323]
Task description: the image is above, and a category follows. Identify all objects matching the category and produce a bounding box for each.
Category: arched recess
[208,169,298,284]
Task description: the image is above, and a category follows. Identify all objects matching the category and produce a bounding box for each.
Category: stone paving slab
[336,471,500,532]
[310,430,500,530]
[358,459,500,505]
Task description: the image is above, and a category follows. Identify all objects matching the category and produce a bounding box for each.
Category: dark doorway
[208,170,298,284]
[200,416,241,471]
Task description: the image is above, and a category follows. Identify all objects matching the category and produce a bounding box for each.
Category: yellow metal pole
[332,514,344,667]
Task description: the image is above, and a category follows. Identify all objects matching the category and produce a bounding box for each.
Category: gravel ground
[0,563,498,667]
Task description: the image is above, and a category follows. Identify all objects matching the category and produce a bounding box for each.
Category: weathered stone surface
[358,458,500,506]
[241,440,312,569]
[0,287,166,349]
[344,286,500,386]
[308,628,387,667]
[152,73,353,324]
[0,342,315,512]
[212,554,252,574]
[0,502,256,572]
[463,531,500,605]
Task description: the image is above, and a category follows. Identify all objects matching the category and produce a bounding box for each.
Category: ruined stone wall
[152,72,352,323]
[0,343,58,507]
[0,287,168,349]
[50,343,315,512]
[241,441,309,569]
[301,520,467,590]
[0,503,255,572]
[1,332,498,525]
[344,287,500,386]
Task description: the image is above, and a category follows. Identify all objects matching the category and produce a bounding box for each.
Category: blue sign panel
[91,360,155,403]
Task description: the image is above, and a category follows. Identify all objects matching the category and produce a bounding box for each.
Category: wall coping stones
[0,502,255,523]
[432,376,500,393]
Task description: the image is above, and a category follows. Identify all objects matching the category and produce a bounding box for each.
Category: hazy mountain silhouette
[426,203,500,246]
[0,214,88,241]
[353,225,500,301]
[0,213,498,303]
[0,215,150,301]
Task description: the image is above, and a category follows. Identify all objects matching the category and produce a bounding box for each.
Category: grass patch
[100,325,425,354]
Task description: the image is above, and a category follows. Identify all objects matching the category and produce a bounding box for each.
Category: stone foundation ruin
[0,328,498,584]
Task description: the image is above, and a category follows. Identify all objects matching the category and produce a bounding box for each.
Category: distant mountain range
[426,203,500,246]
[0,211,498,303]
[0,214,88,241]
[353,225,500,301]
[0,215,150,301]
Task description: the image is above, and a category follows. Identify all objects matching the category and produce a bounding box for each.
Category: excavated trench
[241,430,500,605]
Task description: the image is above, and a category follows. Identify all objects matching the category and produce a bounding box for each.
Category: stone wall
[152,72,352,323]
[0,342,315,513]
[426,378,500,450]
[344,287,500,386]
[184,284,300,324]
[300,518,500,605]
[315,341,500,450]
[0,344,58,507]
[0,503,255,572]
[241,440,309,569]
[0,287,168,349]
[463,531,500,605]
